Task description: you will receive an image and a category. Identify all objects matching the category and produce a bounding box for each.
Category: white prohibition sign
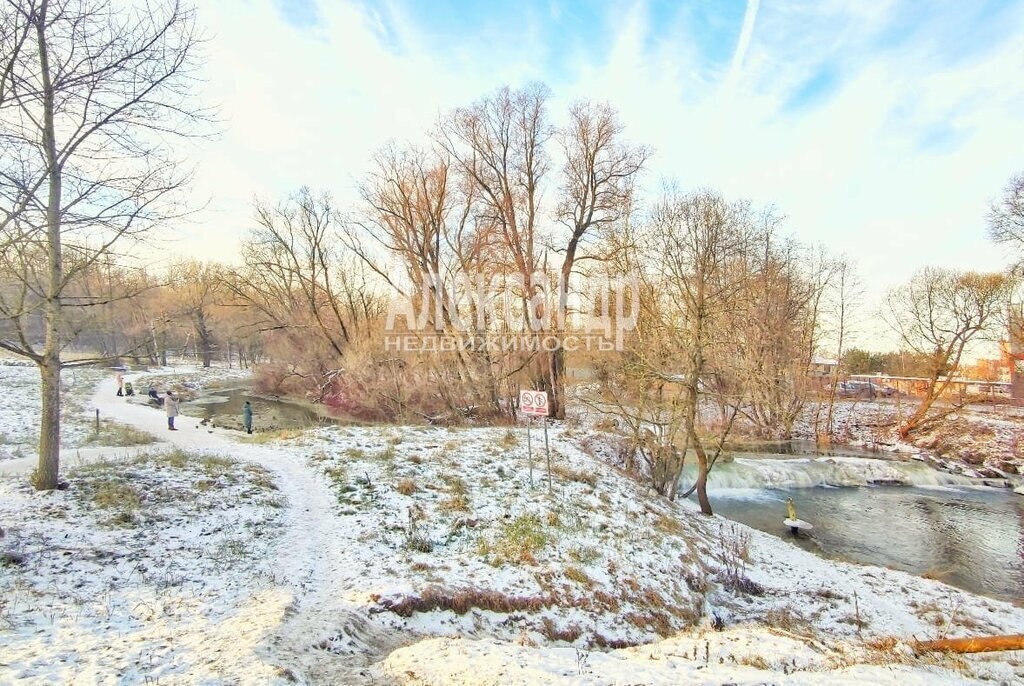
[519,390,549,416]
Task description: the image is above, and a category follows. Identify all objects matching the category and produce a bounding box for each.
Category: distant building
[810,357,839,377]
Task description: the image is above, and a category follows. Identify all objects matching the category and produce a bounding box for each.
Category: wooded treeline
[2,2,1021,504]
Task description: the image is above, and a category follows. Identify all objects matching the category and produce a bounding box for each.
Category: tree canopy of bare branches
[0,0,208,489]
[988,172,1024,258]
[885,267,1012,436]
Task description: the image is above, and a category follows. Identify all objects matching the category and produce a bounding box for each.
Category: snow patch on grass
[0,449,287,683]
[0,365,107,460]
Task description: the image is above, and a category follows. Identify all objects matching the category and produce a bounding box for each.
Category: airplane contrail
[729,0,761,79]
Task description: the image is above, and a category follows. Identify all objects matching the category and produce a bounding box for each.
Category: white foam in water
[691,455,975,491]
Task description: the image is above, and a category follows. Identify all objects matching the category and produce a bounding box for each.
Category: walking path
[4,373,401,684]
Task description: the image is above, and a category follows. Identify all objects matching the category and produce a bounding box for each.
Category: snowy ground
[0,451,287,683]
[0,361,108,460]
[1,366,1023,684]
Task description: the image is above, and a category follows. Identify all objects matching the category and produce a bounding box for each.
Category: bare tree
[549,101,648,418]
[0,0,207,489]
[437,84,552,407]
[819,258,861,441]
[352,143,511,417]
[885,268,1012,437]
[226,189,384,402]
[170,260,223,368]
[988,172,1024,257]
[730,229,835,440]
[654,189,753,514]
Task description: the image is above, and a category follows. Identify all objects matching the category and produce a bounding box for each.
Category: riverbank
[1,365,1023,684]
[790,398,1024,480]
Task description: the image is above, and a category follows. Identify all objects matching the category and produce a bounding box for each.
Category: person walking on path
[116,373,124,397]
[165,391,180,431]
[242,400,254,434]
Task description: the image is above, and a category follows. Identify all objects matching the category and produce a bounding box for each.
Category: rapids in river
[687,454,1023,602]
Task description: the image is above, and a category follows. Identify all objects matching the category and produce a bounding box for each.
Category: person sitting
[123,381,135,397]
[147,385,162,405]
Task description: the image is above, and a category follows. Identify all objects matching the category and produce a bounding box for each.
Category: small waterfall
[683,455,976,491]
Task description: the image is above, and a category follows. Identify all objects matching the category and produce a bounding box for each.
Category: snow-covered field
[0,361,107,460]
[0,451,286,683]
[1,366,1022,684]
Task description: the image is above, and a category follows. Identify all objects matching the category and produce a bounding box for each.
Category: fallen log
[915,634,1024,654]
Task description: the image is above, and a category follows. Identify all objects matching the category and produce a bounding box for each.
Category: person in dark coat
[242,401,254,434]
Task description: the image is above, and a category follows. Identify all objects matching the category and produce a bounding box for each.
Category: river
[692,454,1024,603]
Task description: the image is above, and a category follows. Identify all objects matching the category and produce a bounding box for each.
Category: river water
[180,387,336,430]
[694,455,1024,602]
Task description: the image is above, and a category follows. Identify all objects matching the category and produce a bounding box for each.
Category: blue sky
[183,0,1024,346]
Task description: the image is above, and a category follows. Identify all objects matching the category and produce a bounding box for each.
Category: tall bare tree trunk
[36,360,61,489]
[686,341,713,515]
[196,310,213,368]
[37,2,62,491]
[689,427,713,515]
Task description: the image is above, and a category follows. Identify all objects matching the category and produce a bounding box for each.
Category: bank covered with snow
[1,365,1023,685]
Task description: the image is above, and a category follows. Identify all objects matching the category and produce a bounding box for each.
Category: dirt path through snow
[5,373,402,684]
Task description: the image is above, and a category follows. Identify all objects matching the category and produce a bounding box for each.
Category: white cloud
[171,0,1024,350]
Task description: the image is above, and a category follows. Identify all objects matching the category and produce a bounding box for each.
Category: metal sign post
[543,416,552,495]
[526,415,534,486]
[519,389,550,492]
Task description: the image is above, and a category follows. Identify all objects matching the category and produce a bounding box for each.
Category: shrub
[540,617,583,643]
[396,478,418,496]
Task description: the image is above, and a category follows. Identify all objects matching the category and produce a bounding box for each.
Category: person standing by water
[165,391,179,431]
[116,373,124,397]
[242,400,253,434]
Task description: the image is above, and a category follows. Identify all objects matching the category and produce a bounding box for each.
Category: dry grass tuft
[540,617,583,643]
[497,430,519,450]
[563,565,593,587]
[85,420,156,447]
[550,463,597,487]
[375,586,555,617]
[92,480,142,511]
